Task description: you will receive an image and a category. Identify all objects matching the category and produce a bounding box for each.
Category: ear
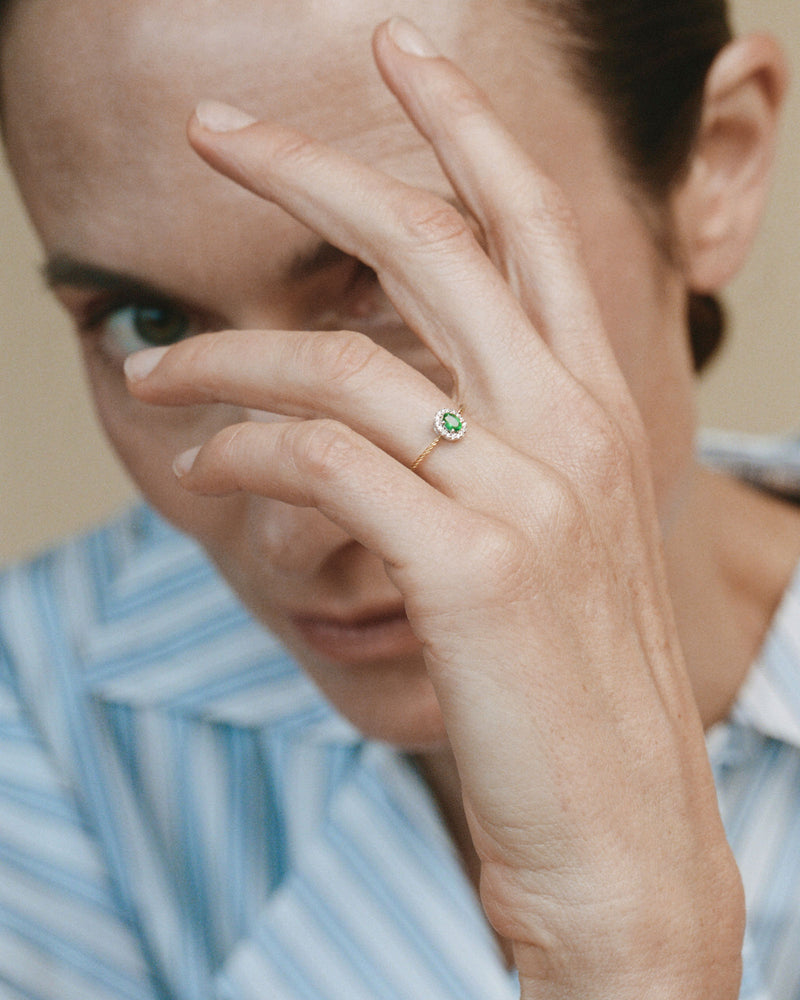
[672,33,788,292]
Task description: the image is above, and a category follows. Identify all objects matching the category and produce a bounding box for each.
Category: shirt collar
[701,430,800,754]
[79,504,360,740]
[700,428,800,501]
[86,431,800,748]
[728,557,800,751]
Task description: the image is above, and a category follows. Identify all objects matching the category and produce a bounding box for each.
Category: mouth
[289,606,422,665]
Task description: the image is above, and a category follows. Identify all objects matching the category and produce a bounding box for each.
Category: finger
[371,20,667,559]
[187,101,559,416]
[124,329,536,512]
[172,415,498,585]
[371,18,628,408]
[186,75,652,510]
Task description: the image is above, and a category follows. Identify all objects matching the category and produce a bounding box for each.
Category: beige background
[1,0,799,564]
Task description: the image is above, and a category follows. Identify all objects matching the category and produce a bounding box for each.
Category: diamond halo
[434,408,467,441]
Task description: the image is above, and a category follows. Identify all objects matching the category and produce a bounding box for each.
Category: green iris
[103,302,193,356]
[131,305,190,346]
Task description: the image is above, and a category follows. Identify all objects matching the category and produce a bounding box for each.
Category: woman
[0,0,796,996]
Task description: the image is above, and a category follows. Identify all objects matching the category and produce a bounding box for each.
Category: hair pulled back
[534,0,732,369]
[0,0,732,369]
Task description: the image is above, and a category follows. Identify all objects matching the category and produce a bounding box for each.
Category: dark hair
[535,0,732,370]
[0,0,731,369]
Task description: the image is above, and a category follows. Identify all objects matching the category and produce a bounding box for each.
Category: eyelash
[73,259,384,362]
[78,297,201,361]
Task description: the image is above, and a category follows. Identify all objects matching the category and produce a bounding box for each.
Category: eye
[83,300,200,360]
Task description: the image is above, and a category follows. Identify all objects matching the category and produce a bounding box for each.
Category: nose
[237,405,355,569]
[246,492,399,608]
[247,496,357,578]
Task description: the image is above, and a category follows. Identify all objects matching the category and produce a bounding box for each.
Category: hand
[125,18,744,997]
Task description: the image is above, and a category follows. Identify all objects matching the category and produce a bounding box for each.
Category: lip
[289,606,422,665]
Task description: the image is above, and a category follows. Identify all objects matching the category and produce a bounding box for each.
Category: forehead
[5,0,455,136]
[1,0,604,316]
[3,1,453,191]
[2,0,545,180]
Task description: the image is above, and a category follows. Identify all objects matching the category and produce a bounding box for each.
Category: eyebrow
[43,239,350,300]
[42,190,473,298]
[43,256,173,300]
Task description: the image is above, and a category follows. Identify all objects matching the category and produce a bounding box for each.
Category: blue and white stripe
[0,432,796,999]
[708,561,800,1000]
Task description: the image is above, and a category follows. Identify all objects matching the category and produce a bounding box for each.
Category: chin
[352,702,450,752]
[262,622,443,746]
[241,601,451,749]
[309,659,450,751]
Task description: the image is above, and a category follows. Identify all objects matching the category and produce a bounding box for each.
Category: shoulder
[0,502,215,672]
[0,508,167,995]
[0,502,214,630]
[0,501,326,732]
[699,427,800,498]
[0,503,245,747]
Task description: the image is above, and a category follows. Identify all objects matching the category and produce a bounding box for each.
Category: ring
[411,406,466,471]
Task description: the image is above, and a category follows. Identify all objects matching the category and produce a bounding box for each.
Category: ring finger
[124,327,535,512]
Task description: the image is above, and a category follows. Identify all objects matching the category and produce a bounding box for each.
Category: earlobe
[673,33,788,293]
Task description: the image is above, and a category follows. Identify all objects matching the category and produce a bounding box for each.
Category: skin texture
[3,0,696,747]
[1,0,796,993]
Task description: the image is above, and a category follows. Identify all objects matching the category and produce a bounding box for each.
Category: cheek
[84,355,360,600]
[84,351,247,535]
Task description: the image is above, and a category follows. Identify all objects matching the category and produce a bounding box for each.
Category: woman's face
[2,0,696,746]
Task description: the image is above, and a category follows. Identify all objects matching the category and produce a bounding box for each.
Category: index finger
[187,101,556,418]
[371,18,627,408]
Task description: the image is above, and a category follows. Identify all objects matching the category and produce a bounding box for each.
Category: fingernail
[387,17,440,58]
[124,346,169,382]
[195,99,257,133]
[173,445,201,478]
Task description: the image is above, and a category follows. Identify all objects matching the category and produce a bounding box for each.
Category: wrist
[511,863,745,1000]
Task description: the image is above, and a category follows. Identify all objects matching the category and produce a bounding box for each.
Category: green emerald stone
[442,412,463,434]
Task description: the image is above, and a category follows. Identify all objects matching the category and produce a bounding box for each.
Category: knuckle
[267,127,324,171]
[396,196,476,257]
[291,419,358,485]
[311,330,388,393]
[460,519,531,597]
[508,173,582,255]
[533,472,588,544]
[553,391,641,498]
[565,415,635,503]
[486,171,583,272]
[434,72,492,123]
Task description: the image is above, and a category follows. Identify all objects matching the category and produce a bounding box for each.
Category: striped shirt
[0,430,795,999]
